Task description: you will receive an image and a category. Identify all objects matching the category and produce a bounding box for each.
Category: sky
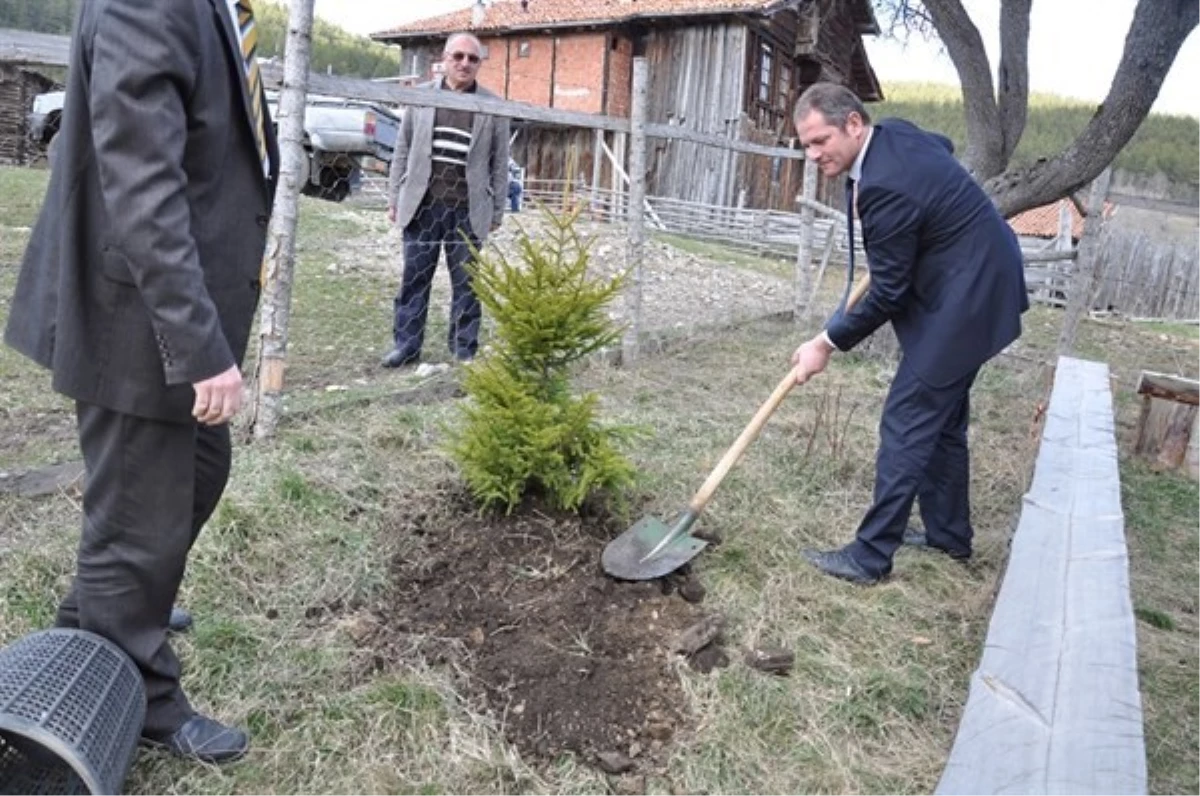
[313,0,1199,118]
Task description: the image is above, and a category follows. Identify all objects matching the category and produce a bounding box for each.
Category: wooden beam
[0,31,807,162]
[1136,371,1200,406]
[938,356,1146,795]
[262,65,808,159]
[1023,249,1079,263]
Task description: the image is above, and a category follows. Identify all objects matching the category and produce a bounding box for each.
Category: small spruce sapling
[446,209,635,513]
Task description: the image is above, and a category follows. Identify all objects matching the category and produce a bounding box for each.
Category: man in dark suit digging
[789,82,1028,585]
[5,0,279,762]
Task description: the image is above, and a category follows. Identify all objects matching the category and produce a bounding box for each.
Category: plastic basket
[0,629,145,795]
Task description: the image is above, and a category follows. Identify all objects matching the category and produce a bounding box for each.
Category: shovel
[602,274,871,581]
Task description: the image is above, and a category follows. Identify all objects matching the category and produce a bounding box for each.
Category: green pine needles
[446,209,636,513]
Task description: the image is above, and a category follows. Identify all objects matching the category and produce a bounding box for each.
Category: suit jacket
[388,78,510,241]
[826,119,1028,387]
[4,0,279,423]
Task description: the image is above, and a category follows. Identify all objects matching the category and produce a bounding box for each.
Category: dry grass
[0,164,1195,794]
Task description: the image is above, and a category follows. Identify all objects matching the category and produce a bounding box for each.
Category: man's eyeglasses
[447,51,481,64]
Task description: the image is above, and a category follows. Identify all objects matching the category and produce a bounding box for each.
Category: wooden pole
[804,219,840,326]
[621,57,649,367]
[248,0,315,439]
[1057,167,1112,356]
[590,128,604,217]
[794,158,818,324]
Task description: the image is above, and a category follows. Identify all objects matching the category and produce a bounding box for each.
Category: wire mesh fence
[3,50,1197,425]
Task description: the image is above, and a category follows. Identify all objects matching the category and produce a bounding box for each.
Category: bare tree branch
[873,0,937,40]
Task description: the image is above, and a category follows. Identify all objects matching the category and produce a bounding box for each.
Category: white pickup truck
[266,92,400,202]
[27,89,400,204]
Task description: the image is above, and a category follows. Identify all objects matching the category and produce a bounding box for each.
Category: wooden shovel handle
[687,273,871,514]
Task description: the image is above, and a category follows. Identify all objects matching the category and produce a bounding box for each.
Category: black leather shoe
[903,528,971,561]
[802,548,881,585]
[142,714,249,764]
[168,606,193,634]
[380,348,418,368]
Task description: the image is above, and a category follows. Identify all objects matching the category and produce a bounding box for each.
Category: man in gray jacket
[383,32,510,367]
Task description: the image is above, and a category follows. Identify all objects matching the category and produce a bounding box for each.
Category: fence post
[248,0,315,440]
[621,56,649,367]
[1056,167,1112,355]
[794,157,818,324]
[590,128,604,216]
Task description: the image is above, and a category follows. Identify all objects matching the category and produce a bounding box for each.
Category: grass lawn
[0,164,1195,794]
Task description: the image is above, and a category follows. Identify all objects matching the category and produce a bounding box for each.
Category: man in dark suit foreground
[5,0,278,762]
[789,82,1028,585]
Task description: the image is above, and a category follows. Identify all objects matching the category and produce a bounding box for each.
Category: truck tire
[46,130,61,171]
[314,164,352,203]
[296,149,312,190]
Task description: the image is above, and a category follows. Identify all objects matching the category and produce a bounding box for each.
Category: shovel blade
[601,515,708,581]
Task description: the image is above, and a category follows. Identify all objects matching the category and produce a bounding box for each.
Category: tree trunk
[248,0,315,439]
[1056,167,1111,355]
[993,0,1030,165]
[1133,371,1200,477]
[922,0,1006,178]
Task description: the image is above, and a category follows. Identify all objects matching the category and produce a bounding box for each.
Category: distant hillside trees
[252,1,401,80]
[0,0,76,34]
[0,0,402,80]
[871,82,1199,198]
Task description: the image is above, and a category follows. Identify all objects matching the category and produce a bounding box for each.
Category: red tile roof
[1008,198,1117,241]
[373,0,791,39]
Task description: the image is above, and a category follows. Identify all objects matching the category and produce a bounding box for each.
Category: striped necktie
[235,0,269,175]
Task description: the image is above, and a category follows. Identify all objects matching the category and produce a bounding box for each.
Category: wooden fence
[1024,228,1199,321]
[1092,230,1200,319]
[523,177,864,262]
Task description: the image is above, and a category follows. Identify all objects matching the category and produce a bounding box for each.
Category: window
[758,41,773,103]
[777,62,791,113]
[747,30,794,135]
[518,40,531,57]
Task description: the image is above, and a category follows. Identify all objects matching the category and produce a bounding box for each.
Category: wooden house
[1009,197,1118,248]
[0,63,57,166]
[373,0,882,211]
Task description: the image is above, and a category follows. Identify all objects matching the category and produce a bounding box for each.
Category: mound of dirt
[366,491,725,773]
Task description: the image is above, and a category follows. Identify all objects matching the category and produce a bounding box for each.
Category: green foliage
[870,82,1200,187]
[446,211,636,513]
[253,1,402,81]
[0,0,402,81]
[1134,606,1176,631]
[0,0,77,34]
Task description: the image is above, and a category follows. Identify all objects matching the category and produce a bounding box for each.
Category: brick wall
[396,33,631,118]
[496,34,553,106]
[550,33,605,112]
[605,34,632,118]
